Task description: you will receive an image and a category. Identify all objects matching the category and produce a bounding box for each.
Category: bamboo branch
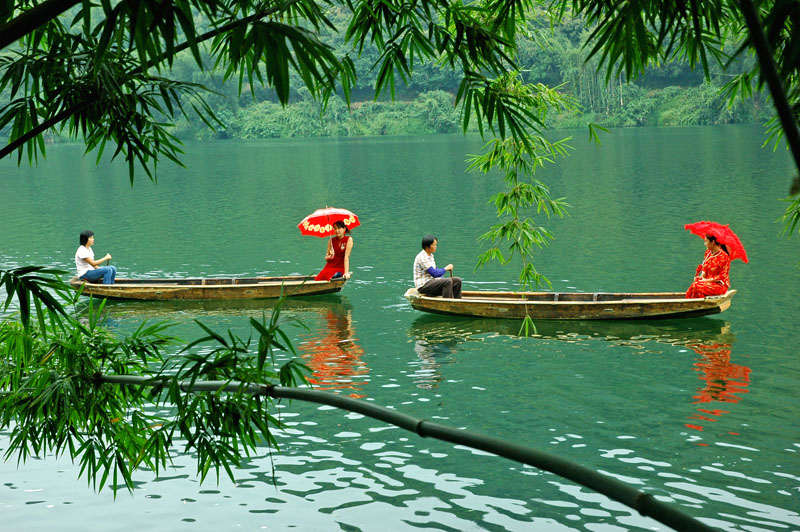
[0,100,92,160]
[0,0,307,161]
[97,373,718,532]
[0,0,81,51]
[738,0,800,175]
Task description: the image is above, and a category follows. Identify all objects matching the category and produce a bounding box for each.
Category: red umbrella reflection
[297,300,368,398]
[683,324,750,438]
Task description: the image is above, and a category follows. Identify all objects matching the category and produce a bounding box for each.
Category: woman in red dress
[685,235,731,298]
[315,221,354,281]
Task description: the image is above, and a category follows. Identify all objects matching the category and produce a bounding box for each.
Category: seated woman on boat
[315,221,353,281]
[686,235,730,299]
[413,234,462,299]
[74,230,116,284]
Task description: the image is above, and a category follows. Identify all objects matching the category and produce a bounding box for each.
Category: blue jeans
[81,265,117,284]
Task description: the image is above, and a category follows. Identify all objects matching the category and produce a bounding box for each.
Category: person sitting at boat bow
[685,235,730,299]
[75,230,116,284]
[413,234,462,299]
[315,220,353,281]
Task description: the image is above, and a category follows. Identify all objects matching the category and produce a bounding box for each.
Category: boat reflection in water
[408,316,751,430]
[294,297,368,398]
[80,295,368,398]
[77,295,355,321]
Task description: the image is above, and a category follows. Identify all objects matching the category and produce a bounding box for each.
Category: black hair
[706,235,729,255]
[421,234,437,250]
[333,220,350,234]
[79,230,94,246]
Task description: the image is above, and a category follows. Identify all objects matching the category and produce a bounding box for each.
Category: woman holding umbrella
[298,207,359,281]
[684,221,748,299]
[315,220,353,281]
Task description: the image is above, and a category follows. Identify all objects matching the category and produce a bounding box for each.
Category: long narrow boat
[403,288,736,320]
[70,275,347,301]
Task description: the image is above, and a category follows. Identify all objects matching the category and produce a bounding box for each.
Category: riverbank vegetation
[167,11,771,140]
[172,80,770,140]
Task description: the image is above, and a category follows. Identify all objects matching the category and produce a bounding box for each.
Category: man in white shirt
[412,234,462,298]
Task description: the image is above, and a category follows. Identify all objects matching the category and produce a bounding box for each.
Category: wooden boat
[77,294,351,319]
[69,275,347,301]
[403,288,737,320]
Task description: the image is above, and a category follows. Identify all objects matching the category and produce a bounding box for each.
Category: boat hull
[70,276,346,301]
[403,289,736,320]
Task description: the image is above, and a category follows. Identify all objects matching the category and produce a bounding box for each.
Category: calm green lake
[1,125,799,531]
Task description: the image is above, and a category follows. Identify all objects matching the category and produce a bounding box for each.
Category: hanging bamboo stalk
[738,0,800,175]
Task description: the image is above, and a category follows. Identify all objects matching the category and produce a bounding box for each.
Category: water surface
[1,125,798,531]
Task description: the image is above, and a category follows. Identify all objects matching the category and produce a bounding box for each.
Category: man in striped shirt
[412,234,462,298]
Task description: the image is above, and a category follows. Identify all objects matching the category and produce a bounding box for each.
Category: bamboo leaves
[0,0,567,183]
[557,0,800,224]
[471,133,571,292]
[557,0,733,82]
[0,269,312,494]
[779,177,800,237]
[464,71,576,298]
[0,266,71,330]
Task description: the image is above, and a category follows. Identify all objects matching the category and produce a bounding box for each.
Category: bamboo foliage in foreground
[469,77,577,289]
[0,267,312,492]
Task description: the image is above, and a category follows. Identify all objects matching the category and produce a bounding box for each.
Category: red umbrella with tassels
[684,221,749,263]
[298,207,360,237]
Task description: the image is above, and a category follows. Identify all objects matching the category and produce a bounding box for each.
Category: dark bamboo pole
[0,0,81,51]
[99,374,719,532]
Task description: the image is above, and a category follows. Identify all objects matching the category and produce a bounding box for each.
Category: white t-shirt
[75,245,94,277]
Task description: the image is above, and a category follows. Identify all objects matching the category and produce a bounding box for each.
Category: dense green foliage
[0,0,565,181]
[167,15,771,140]
[0,266,311,492]
[171,71,770,141]
[2,5,772,144]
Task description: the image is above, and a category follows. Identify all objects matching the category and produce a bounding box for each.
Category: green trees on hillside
[164,11,771,140]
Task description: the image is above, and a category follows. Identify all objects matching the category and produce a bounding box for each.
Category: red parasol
[684,221,748,263]
[298,207,360,237]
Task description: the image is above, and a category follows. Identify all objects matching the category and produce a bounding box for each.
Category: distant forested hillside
[7,6,770,143]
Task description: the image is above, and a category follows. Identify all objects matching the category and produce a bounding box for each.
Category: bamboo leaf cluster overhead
[553,0,800,232]
[0,0,564,182]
